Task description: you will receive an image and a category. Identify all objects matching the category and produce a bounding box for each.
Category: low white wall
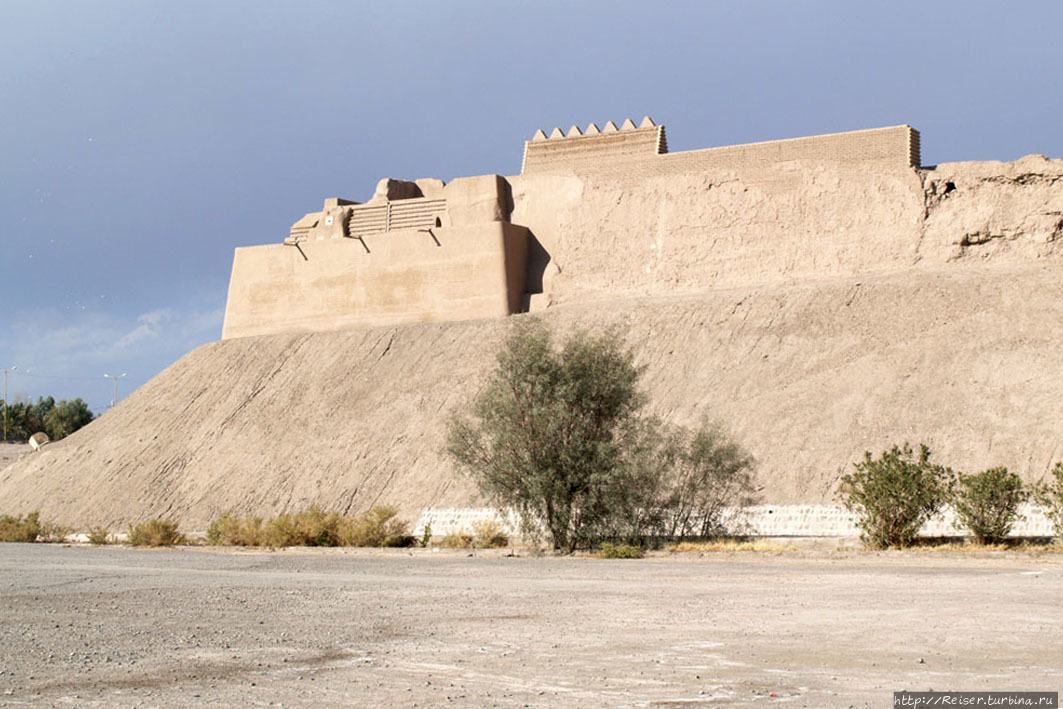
[415,504,1057,539]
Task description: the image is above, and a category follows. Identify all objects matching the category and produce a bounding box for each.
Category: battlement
[521,121,919,176]
[521,117,667,175]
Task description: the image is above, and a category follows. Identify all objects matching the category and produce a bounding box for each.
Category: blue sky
[1,1,1061,412]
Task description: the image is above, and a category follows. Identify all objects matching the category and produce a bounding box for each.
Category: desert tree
[446,319,756,551]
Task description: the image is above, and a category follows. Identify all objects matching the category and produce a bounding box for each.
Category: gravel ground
[0,544,1060,708]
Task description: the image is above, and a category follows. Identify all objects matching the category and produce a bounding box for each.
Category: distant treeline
[1,397,95,442]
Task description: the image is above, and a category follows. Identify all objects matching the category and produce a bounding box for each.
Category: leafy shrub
[38,522,72,543]
[420,522,432,548]
[656,421,757,541]
[440,529,474,549]
[599,542,643,559]
[1033,462,1063,541]
[127,519,186,547]
[87,526,112,545]
[0,512,41,542]
[471,519,509,548]
[840,443,954,549]
[953,467,1027,544]
[207,513,267,546]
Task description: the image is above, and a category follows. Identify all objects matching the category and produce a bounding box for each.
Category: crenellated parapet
[521,116,666,175]
[521,120,919,177]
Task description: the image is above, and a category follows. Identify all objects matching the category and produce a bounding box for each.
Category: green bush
[127,519,185,547]
[471,519,509,548]
[840,443,954,549]
[0,512,41,542]
[598,542,643,559]
[87,526,112,545]
[1033,462,1063,541]
[953,467,1027,544]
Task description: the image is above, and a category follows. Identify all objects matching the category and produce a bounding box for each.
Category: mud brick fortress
[222,120,930,338]
[5,117,1062,531]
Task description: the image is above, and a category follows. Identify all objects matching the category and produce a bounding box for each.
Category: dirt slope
[1,261,1061,529]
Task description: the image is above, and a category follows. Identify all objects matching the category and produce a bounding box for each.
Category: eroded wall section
[223,174,527,339]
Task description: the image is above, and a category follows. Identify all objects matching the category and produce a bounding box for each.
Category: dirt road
[0,545,1059,707]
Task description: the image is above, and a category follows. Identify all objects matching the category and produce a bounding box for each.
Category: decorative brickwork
[288,197,447,242]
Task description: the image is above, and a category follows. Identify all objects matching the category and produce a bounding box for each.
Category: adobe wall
[511,123,1063,307]
[221,222,527,338]
[511,156,926,305]
[521,123,919,179]
[222,120,1062,335]
[222,174,526,339]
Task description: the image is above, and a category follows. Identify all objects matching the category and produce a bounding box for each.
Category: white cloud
[112,308,175,350]
[0,298,224,409]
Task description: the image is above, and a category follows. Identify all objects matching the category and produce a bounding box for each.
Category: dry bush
[471,519,509,548]
[0,512,41,542]
[296,507,351,546]
[344,506,413,547]
[262,508,346,547]
[207,513,267,546]
[38,522,72,543]
[263,513,301,547]
[87,526,112,545]
[440,528,474,549]
[205,503,412,548]
[127,519,185,547]
[598,542,643,559]
[259,506,413,548]
[669,539,797,552]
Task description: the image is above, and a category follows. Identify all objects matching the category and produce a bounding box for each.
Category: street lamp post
[2,366,15,443]
[104,373,127,409]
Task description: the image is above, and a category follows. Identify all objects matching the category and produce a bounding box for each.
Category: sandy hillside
[0,444,30,474]
[1,260,1061,529]
[3,155,1062,529]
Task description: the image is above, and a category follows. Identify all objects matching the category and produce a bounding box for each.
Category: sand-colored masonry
[223,123,928,338]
